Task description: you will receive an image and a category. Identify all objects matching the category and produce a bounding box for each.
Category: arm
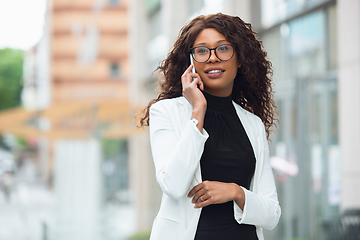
[149,101,208,200]
[150,64,208,200]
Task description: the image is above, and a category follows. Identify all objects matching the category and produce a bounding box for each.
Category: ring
[200,196,204,202]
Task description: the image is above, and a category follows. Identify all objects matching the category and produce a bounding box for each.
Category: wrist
[192,104,207,115]
[191,105,206,132]
[232,183,241,201]
[232,183,245,209]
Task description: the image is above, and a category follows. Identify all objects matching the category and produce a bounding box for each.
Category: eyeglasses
[189,44,236,63]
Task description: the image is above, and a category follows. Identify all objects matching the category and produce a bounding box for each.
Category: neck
[203,88,232,97]
[203,82,234,97]
[202,91,234,112]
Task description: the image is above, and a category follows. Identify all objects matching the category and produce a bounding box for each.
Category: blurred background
[0,0,359,240]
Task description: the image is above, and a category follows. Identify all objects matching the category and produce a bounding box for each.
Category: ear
[237,59,241,68]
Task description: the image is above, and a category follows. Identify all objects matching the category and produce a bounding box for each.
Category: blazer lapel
[232,102,259,160]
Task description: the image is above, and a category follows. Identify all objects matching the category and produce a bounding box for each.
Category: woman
[140,13,281,240]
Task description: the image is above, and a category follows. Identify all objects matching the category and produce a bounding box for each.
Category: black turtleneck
[194,91,258,240]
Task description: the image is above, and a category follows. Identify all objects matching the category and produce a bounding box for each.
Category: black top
[195,91,258,239]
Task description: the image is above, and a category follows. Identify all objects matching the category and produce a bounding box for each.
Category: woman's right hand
[181,65,207,132]
[181,65,207,110]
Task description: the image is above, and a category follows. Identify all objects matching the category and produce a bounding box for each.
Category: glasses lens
[216,44,234,61]
[193,47,210,62]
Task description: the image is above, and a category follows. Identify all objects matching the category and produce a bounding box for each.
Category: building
[51,0,129,104]
[252,0,360,239]
[18,0,138,239]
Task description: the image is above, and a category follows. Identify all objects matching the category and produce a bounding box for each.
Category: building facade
[51,0,129,104]
[19,0,137,239]
[253,0,360,239]
[254,0,339,239]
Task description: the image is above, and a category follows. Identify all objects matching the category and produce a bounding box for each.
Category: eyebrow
[195,40,227,46]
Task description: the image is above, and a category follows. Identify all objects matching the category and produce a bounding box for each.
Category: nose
[208,49,220,63]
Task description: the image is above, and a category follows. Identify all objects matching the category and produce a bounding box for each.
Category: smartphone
[190,55,196,73]
[190,55,202,90]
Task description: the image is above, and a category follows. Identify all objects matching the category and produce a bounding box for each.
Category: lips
[205,67,224,73]
[205,67,224,78]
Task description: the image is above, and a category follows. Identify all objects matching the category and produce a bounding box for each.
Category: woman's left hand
[187,180,245,209]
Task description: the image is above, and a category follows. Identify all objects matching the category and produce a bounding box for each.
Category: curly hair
[139,13,278,139]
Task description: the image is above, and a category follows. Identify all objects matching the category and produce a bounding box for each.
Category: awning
[0,101,146,139]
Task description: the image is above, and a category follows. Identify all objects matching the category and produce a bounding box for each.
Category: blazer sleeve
[149,101,209,200]
[233,117,281,230]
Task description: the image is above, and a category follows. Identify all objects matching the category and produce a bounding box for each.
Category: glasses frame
[189,44,236,63]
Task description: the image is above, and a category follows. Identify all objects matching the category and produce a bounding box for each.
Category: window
[101,139,129,203]
[110,62,120,79]
[260,7,339,240]
[146,0,161,16]
[108,0,120,7]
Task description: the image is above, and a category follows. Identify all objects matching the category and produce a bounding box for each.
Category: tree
[0,48,24,111]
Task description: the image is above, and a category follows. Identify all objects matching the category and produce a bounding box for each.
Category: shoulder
[149,97,192,132]
[150,96,189,112]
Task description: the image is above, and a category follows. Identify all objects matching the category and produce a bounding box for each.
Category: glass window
[260,7,339,240]
[288,10,327,79]
[101,139,129,203]
[261,0,334,28]
[146,0,161,16]
[110,62,120,79]
[108,0,120,7]
[327,5,337,71]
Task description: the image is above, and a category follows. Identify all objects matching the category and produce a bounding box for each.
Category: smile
[207,70,223,74]
[205,69,225,79]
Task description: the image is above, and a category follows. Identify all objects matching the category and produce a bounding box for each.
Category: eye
[195,47,209,55]
[217,45,230,52]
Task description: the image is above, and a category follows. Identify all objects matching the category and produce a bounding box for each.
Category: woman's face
[192,28,239,97]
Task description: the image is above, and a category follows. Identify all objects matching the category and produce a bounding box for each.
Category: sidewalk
[0,182,137,240]
[0,182,54,240]
[0,156,137,240]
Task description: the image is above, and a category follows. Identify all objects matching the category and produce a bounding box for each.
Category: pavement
[0,174,136,240]
[0,182,54,240]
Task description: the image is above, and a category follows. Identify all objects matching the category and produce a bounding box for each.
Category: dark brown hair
[139,13,278,139]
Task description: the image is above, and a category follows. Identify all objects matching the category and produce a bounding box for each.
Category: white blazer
[149,96,281,240]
